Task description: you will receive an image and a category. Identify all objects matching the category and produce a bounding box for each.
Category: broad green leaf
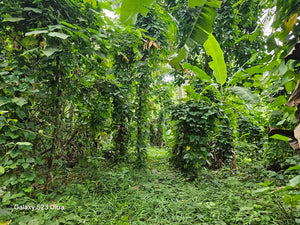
[25,30,48,36]
[243,82,252,88]
[205,0,222,7]
[272,95,286,108]
[266,34,277,52]
[269,134,290,142]
[23,186,33,193]
[289,175,300,187]
[190,6,217,45]
[48,32,70,39]
[182,62,193,70]
[12,97,27,107]
[0,71,9,75]
[0,166,4,175]
[3,17,25,22]
[5,131,19,139]
[271,110,282,116]
[249,26,260,43]
[48,24,64,31]
[234,33,249,44]
[9,193,25,200]
[244,65,265,76]
[61,21,78,29]
[10,150,22,158]
[22,163,30,169]
[276,119,286,126]
[0,116,6,127]
[253,187,271,193]
[203,34,227,85]
[22,48,39,56]
[191,66,209,79]
[285,80,296,93]
[169,46,188,70]
[283,195,300,207]
[42,48,60,57]
[231,86,260,104]
[20,172,35,181]
[169,1,221,69]
[232,0,244,7]
[287,165,300,171]
[23,7,42,14]
[74,31,90,40]
[275,186,295,192]
[7,175,18,185]
[276,61,287,76]
[0,97,11,107]
[188,0,206,8]
[21,36,39,47]
[182,62,211,81]
[2,192,11,204]
[184,85,201,101]
[26,158,35,163]
[16,109,26,119]
[120,0,155,25]
[16,142,33,146]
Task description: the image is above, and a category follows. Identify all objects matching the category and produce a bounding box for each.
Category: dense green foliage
[170,100,234,174]
[170,100,218,172]
[0,0,300,224]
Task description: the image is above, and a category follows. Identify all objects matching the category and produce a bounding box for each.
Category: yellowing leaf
[0,220,12,225]
[153,42,160,50]
[148,40,154,49]
[186,146,191,151]
[143,42,147,50]
[284,13,298,32]
[123,55,129,63]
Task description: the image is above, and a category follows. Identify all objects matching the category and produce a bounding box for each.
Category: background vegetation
[0,0,299,224]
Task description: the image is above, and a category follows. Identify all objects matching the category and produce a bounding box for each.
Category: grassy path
[63,147,284,224]
[7,147,290,224]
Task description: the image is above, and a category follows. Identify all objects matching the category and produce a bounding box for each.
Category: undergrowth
[0,147,298,224]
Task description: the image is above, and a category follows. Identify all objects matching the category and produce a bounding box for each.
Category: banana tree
[119,0,225,85]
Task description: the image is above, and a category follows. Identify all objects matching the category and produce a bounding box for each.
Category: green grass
[1,147,297,224]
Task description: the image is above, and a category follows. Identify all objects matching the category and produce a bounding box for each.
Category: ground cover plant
[1,147,299,224]
[1,0,300,224]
